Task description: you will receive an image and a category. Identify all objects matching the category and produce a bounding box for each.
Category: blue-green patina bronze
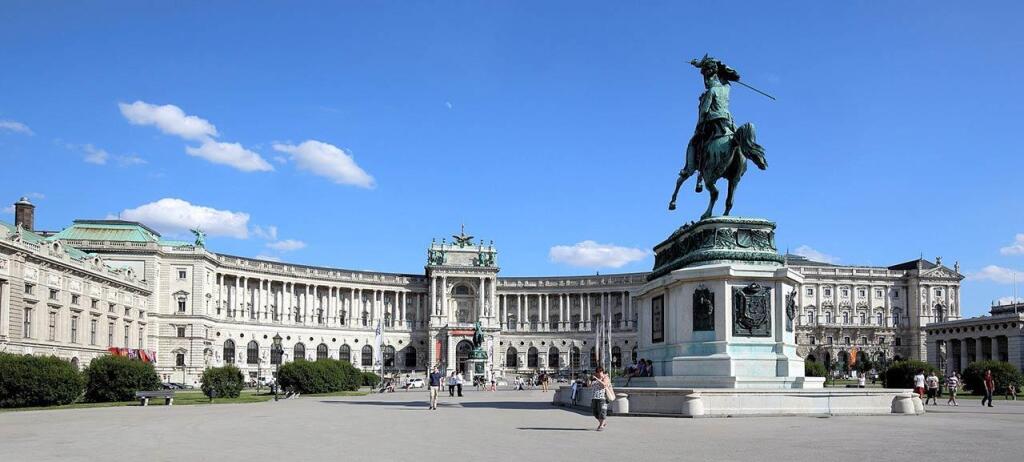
[669,55,768,220]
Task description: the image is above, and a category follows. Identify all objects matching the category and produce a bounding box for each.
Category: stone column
[440,276,448,319]
[478,278,485,321]
[585,293,592,330]
[517,294,524,329]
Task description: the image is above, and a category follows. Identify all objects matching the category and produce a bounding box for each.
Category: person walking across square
[428,367,444,410]
[925,371,940,405]
[946,372,960,406]
[982,370,996,407]
[455,373,464,397]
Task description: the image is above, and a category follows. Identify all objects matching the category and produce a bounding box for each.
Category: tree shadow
[517,427,592,431]
[319,400,580,412]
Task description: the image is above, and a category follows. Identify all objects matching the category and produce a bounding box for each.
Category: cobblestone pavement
[2,389,1022,462]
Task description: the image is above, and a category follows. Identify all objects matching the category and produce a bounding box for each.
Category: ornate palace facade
[0,198,963,383]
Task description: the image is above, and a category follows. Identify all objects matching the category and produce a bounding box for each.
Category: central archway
[455,340,474,373]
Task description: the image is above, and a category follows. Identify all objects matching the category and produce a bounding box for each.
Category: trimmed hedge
[84,355,161,402]
[361,371,381,387]
[201,365,245,399]
[804,361,827,378]
[0,353,84,408]
[883,360,938,389]
[962,360,1023,395]
[277,359,361,394]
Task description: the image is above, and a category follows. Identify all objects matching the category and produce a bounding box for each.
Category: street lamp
[272,333,282,401]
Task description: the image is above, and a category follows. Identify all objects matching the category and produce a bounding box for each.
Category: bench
[135,390,176,406]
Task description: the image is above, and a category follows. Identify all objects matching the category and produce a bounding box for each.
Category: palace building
[0,197,963,383]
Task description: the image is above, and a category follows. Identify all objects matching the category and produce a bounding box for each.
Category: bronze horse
[668,122,767,220]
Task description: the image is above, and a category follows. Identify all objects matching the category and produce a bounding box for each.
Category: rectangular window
[71,316,79,343]
[826,336,833,345]
[71,294,80,305]
[24,283,34,296]
[90,319,97,345]
[878,336,885,345]
[49,289,59,301]
[841,289,849,297]
[23,307,33,337]
[91,299,98,309]
[935,288,942,297]
[107,322,114,347]
[176,326,186,338]
[139,328,144,349]
[805,287,813,297]
[824,288,832,297]
[875,289,883,298]
[857,289,866,298]
[108,303,114,313]
[178,269,187,279]
[860,336,868,345]
[894,290,899,299]
[48,312,57,341]
[844,336,851,345]
[651,295,664,343]
[175,353,185,367]
[809,336,816,345]
[177,299,186,313]
[895,337,902,346]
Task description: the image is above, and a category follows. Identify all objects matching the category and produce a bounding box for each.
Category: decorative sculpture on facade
[191,228,206,247]
[785,289,797,332]
[668,54,770,220]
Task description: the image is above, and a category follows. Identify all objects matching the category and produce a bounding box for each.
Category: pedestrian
[591,366,611,431]
[490,378,497,392]
[913,369,926,400]
[447,372,457,397]
[981,369,995,407]
[428,366,444,410]
[1006,383,1017,401]
[946,372,960,406]
[455,373,464,397]
[540,372,549,392]
[858,374,866,388]
[925,371,939,405]
[570,379,579,406]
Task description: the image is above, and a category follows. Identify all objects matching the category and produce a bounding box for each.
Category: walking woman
[591,367,612,431]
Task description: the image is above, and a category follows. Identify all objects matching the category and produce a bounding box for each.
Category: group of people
[912,368,1018,407]
[623,359,654,386]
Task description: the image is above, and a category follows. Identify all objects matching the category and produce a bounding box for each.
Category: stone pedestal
[636,217,819,389]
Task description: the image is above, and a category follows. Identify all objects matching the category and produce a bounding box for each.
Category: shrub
[0,353,84,408]
[883,360,938,389]
[277,359,361,394]
[804,361,827,378]
[962,360,1023,395]
[83,355,161,402]
[361,371,381,387]
[201,365,245,399]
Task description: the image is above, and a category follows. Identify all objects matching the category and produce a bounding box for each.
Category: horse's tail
[735,122,767,170]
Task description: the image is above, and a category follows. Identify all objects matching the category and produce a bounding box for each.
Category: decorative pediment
[924,266,960,280]
[172,290,190,298]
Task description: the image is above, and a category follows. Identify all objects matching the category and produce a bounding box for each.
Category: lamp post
[272,333,282,401]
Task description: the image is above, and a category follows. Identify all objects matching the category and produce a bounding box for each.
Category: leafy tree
[962,360,1023,395]
[804,361,827,378]
[883,360,938,389]
[201,365,245,400]
[83,355,161,402]
[0,353,84,408]
[277,359,361,394]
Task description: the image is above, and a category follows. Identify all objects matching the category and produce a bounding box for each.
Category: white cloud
[967,265,1024,284]
[251,225,278,241]
[254,255,282,262]
[117,154,147,166]
[1000,234,1024,256]
[273,140,374,188]
[266,239,306,251]
[83,144,110,165]
[186,140,273,172]
[2,205,13,214]
[0,120,34,135]
[118,101,218,141]
[117,198,250,239]
[445,101,453,110]
[792,245,840,264]
[549,240,650,268]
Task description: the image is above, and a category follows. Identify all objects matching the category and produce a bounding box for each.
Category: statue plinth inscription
[649,216,784,280]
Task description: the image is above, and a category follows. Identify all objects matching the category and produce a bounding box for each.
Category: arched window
[527,347,539,368]
[339,345,351,363]
[454,285,471,295]
[589,347,598,367]
[570,347,581,370]
[271,343,283,365]
[317,343,328,361]
[506,348,518,368]
[361,345,373,367]
[223,339,236,364]
[383,345,395,368]
[611,346,622,368]
[404,347,417,368]
[246,340,259,365]
[548,348,560,369]
[293,343,306,362]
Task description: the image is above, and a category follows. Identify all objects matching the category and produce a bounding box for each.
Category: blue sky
[1,2,1022,317]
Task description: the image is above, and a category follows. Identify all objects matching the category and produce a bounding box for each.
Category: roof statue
[452,224,474,248]
[190,228,206,247]
[668,54,770,220]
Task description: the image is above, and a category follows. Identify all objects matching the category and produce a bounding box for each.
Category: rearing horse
[668,122,768,220]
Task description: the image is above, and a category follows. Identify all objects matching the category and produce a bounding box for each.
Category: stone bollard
[911,394,925,414]
[611,393,629,414]
[682,392,705,417]
[891,393,915,414]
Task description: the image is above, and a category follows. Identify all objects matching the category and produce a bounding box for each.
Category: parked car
[406,378,424,389]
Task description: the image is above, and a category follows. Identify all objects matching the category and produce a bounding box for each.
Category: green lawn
[2,389,275,413]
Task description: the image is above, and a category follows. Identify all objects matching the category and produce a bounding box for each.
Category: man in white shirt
[913,370,926,399]
[455,373,464,397]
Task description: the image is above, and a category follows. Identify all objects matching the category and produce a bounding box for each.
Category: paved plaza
[2,390,1022,462]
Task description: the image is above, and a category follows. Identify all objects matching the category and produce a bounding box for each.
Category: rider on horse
[688,55,740,192]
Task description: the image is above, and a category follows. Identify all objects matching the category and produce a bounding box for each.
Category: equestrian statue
[668,55,769,220]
